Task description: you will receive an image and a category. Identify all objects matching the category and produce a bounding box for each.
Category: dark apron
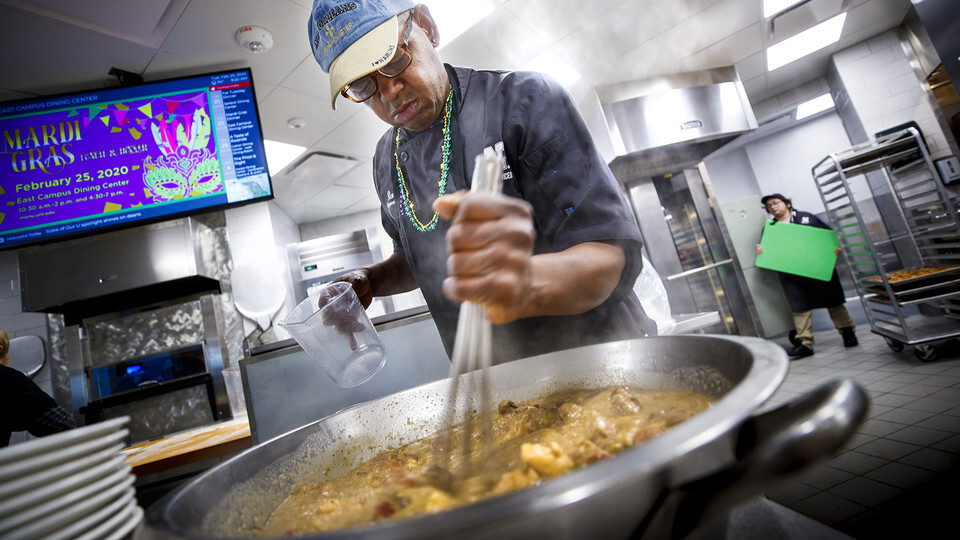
[393,82,470,359]
[772,216,846,312]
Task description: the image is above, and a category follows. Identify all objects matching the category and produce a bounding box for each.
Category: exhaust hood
[19,217,221,325]
[596,67,758,172]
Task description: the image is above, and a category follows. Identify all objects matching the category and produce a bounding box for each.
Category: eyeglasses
[340,10,415,103]
[764,200,785,210]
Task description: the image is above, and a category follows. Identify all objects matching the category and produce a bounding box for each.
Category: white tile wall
[831,29,951,160]
[743,113,853,214]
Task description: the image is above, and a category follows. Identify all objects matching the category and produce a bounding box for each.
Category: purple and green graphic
[0,90,223,234]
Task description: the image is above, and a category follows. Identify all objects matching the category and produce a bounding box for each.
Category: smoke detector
[287,117,307,129]
[235,25,274,54]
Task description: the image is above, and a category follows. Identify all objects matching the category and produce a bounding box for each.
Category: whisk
[437,147,503,482]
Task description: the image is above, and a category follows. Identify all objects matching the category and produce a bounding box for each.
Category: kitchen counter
[119,416,252,477]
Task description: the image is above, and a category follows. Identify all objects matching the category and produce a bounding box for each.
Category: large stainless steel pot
[144,336,867,539]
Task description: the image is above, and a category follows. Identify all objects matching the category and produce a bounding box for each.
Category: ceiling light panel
[264,140,306,176]
[795,93,835,119]
[426,0,496,48]
[767,12,846,71]
[763,0,806,18]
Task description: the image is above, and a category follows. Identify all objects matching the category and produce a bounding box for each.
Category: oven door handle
[137,379,161,388]
[664,259,733,281]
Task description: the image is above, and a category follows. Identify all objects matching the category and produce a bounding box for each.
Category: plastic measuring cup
[278,281,386,388]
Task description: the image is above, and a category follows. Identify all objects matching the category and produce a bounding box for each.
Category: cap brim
[328,15,400,109]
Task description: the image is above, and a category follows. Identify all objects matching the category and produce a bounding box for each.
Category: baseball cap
[761,193,789,206]
[307,0,416,109]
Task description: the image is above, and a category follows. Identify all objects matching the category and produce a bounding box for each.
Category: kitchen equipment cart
[812,126,960,361]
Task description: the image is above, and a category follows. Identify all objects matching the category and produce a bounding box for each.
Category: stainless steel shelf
[812,127,960,353]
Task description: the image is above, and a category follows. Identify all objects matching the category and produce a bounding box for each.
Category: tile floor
[759,327,960,538]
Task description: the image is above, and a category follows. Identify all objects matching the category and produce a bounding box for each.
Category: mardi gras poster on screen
[0,89,237,245]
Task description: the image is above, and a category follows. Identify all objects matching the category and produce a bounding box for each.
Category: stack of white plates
[0,416,143,540]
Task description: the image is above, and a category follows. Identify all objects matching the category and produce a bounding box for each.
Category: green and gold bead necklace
[394,88,453,232]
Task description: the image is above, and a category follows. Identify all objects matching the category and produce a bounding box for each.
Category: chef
[308,0,654,363]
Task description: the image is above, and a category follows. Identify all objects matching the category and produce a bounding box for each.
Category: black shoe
[841,327,858,347]
[787,344,814,358]
[788,330,801,347]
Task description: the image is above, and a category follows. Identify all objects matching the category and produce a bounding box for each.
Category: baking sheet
[862,266,960,287]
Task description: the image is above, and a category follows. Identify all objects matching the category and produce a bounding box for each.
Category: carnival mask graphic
[143,106,222,202]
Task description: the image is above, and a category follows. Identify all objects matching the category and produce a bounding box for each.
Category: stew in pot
[260,384,713,536]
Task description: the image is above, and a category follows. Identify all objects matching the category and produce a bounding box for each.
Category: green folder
[755,221,840,281]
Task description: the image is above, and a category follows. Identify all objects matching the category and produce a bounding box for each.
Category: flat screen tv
[0,68,272,250]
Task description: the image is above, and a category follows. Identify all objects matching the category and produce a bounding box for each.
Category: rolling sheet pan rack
[812,127,960,361]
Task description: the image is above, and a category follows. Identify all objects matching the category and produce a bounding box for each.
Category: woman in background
[0,329,75,447]
[755,194,858,358]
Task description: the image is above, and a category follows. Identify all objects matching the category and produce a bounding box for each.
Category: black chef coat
[372,65,653,363]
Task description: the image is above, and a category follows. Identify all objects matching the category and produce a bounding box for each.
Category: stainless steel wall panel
[18,218,221,322]
[84,301,206,369]
[619,168,762,336]
[624,174,697,314]
[200,294,230,421]
[101,385,214,445]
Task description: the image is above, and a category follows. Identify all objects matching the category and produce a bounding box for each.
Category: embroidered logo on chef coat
[387,190,395,208]
[801,216,810,224]
[487,142,514,182]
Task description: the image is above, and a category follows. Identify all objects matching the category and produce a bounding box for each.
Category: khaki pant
[793,305,855,349]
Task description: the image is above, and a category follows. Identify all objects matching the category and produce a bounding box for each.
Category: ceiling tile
[257,85,357,148]
[439,10,548,70]
[735,49,770,85]
[144,51,250,82]
[646,0,729,31]
[0,5,157,94]
[560,0,663,72]
[252,80,278,104]
[743,75,775,113]
[501,0,622,42]
[840,0,912,45]
[775,76,833,109]
[313,108,390,160]
[280,55,329,99]
[766,0,849,44]
[2,0,188,48]
[160,0,311,85]
[334,163,376,189]
[661,0,762,60]
[678,21,766,72]
[588,38,683,87]
[274,152,359,207]
[338,193,383,217]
